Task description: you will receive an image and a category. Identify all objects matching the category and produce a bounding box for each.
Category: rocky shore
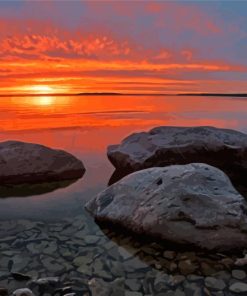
[107,126,247,186]
[85,125,247,294]
[86,163,247,252]
[1,126,247,295]
[0,214,247,296]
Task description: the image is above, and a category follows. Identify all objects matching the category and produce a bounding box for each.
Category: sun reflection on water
[13,97,71,108]
[32,97,55,106]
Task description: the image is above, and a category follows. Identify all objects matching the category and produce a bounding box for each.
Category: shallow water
[0,95,246,221]
[0,95,247,295]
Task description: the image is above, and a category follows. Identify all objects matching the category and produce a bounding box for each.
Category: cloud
[0,33,132,60]
[181,50,194,61]
[146,2,222,35]
[0,1,247,94]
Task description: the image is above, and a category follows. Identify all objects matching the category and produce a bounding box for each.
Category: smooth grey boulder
[86,163,247,252]
[0,141,85,184]
[107,126,247,183]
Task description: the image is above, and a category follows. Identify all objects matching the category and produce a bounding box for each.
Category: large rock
[0,141,85,184]
[86,163,247,252]
[107,126,247,183]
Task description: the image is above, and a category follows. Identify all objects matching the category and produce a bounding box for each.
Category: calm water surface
[0,95,246,221]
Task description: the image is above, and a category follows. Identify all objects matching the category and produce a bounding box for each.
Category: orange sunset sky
[1,1,247,95]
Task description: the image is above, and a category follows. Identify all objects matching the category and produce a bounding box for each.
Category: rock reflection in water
[0,179,79,198]
[108,169,131,186]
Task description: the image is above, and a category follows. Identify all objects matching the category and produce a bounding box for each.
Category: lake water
[0,95,246,221]
[0,95,247,295]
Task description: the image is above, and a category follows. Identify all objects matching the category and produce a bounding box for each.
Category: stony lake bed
[1,212,247,296]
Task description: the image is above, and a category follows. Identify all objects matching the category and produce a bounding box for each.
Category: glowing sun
[30,85,54,94]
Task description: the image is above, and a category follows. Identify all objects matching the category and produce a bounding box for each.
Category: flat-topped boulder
[107,126,247,183]
[0,141,85,184]
[86,163,247,252]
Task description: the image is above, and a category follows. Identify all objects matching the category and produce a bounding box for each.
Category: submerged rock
[0,141,85,184]
[204,277,226,290]
[88,277,124,296]
[229,282,247,293]
[232,269,246,280]
[107,126,247,184]
[12,288,34,296]
[86,163,247,252]
[235,255,247,266]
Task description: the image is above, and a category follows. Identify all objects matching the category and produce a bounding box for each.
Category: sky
[0,1,247,95]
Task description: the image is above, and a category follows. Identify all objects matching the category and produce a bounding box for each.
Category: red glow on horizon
[0,2,247,94]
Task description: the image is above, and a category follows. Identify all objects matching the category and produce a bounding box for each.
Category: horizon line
[0,92,247,97]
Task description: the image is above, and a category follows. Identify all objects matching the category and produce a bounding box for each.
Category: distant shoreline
[177,93,247,97]
[0,92,247,97]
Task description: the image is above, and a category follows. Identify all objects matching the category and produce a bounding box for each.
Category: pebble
[229,282,247,293]
[168,275,186,287]
[221,257,234,268]
[42,257,65,273]
[235,255,247,266]
[183,281,202,295]
[93,264,112,280]
[178,260,198,275]
[232,269,246,280]
[124,257,148,272]
[84,235,100,244]
[212,292,224,296]
[54,286,72,294]
[12,288,34,296]
[29,277,60,290]
[187,275,204,282]
[73,256,92,267]
[169,262,177,272]
[204,277,226,290]
[200,262,216,276]
[118,247,133,260]
[125,279,142,291]
[11,255,30,273]
[88,277,124,296]
[154,273,170,292]
[163,251,176,260]
[174,290,185,296]
[213,271,231,281]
